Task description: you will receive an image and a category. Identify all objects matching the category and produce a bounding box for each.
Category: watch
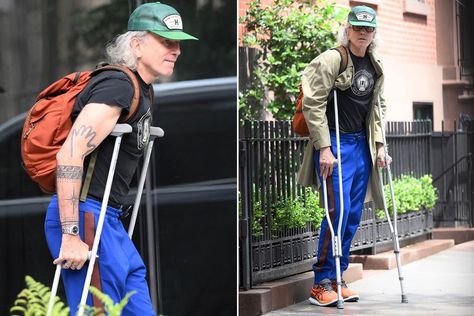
[62,224,79,236]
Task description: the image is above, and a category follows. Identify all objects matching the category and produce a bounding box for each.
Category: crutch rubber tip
[337,300,344,309]
[401,295,408,303]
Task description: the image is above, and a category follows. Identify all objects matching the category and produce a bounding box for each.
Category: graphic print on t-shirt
[137,108,152,150]
[351,69,374,97]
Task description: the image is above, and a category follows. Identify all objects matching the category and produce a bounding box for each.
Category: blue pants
[44,196,155,316]
[313,131,371,284]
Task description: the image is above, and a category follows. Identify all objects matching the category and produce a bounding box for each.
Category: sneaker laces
[317,280,334,293]
[332,279,348,288]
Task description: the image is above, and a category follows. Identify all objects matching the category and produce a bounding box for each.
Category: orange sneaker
[308,279,338,306]
[331,279,359,302]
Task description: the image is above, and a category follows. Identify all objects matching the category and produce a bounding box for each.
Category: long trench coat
[296,46,386,210]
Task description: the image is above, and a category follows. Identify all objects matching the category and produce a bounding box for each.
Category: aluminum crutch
[321,88,344,309]
[127,126,164,238]
[376,96,408,303]
[76,123,132,316]
[47,124,132,316]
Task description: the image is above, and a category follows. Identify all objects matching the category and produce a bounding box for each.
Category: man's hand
[319,147,337,179]
[376,143,392,168]
[53,235,89,270]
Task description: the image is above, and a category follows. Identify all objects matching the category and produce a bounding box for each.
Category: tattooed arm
[53,102,122,270]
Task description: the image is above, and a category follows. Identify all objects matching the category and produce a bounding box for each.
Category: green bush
[240,0,348,121]
[252,187,324,237]
[377,174,438,219]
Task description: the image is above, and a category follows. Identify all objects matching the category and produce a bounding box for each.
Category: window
[413,102,433,129]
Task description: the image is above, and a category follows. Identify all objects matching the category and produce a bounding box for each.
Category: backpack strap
[91,64,141,123]
[80,149,98,202]
[333,45,349,75]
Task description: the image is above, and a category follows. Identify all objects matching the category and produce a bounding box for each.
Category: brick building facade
[239,0,474,131]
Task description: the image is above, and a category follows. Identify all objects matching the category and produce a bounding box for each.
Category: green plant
[240,0,348,121]
[252,199,266,238]
[9,276,135,316]
[376,174,438,219]
[251,187,324,237]
[87,287,135,316]
[10,276,69,316]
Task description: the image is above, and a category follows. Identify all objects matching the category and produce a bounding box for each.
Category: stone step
[239,263,363,316]
[349,239,454,270]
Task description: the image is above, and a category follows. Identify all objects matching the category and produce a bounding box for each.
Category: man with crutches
[44,3,198,315]
[297,6,390,307]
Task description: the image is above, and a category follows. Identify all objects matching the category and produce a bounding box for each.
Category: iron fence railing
[239,119,472,289]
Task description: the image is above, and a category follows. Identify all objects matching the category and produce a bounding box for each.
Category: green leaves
[9,276,135,316]
[86,287,136,316]
[252,187,324,237]
[9,276,70,316]
[377,174,438,219]
[240,0,349,120]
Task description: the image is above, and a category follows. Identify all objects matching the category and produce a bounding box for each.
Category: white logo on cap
[163,14,183,30]
[356,12,374,22]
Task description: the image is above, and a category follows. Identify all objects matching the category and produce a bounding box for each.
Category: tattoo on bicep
[70,125,98,159]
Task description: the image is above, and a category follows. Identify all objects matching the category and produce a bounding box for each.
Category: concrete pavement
[263,241,474,316]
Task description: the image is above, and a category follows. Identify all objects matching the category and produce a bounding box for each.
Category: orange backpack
[292,46,348,136]
[21,65,140,193]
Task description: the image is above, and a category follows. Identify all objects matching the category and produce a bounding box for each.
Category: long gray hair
[337,24,379,52]
[105,31,148,70]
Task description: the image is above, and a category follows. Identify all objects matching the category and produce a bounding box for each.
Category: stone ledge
[239,263,363,316]
[432,227,474,245]
[349,239,454,270]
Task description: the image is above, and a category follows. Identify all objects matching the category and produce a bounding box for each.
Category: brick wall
[376,0,437,64]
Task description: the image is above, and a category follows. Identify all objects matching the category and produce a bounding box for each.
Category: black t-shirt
[327,49,376,133]
[73,70,153,207]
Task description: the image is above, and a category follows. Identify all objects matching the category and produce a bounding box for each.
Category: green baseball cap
[128,2,198,40]
[348,6,377,28]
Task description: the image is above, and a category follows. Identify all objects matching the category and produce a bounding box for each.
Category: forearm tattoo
[57,165,82,216]
[61,217,79,227]
[65,187,79,216]
[71,125,97,159]
[56,165,83,180]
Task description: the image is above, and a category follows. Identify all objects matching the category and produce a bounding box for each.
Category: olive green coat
[296,47,386,209]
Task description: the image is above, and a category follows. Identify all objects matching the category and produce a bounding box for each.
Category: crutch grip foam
[111,124,133,136]
[86,251,98,260]
[149,126,164,138]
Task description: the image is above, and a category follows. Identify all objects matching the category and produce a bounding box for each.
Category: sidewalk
[263,240,474,316]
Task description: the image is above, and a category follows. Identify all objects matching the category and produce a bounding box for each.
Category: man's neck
[349,43,367,57]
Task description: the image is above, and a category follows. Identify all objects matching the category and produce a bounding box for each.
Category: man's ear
[131,36,144,58]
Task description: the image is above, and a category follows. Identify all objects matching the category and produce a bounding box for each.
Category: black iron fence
[431,120,473,227]
[239,119,473,289]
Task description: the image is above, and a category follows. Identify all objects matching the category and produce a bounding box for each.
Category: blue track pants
[312,130,371,284]
[44,195,155,316]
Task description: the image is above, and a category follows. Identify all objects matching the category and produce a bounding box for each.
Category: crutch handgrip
[110,123,132,136]
[149,126,164,139]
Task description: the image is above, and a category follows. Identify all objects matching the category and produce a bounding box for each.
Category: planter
[248,209,433,285]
